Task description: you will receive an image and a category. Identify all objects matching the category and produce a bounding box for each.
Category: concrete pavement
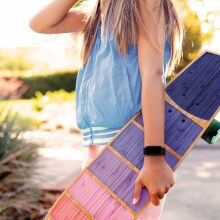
[162,146,220,220]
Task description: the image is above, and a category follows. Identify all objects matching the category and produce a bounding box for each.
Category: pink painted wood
[50,194,89,220]
[67,172,133,220]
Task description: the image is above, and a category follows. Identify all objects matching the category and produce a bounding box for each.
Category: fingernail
[133,198,138,204]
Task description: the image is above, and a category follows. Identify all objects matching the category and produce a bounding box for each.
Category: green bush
[0,53,33,72]
[20,69,78,99]
[31,90,75,112]
[170,0,214,79]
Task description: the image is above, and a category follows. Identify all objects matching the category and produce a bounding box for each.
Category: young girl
[29,0,183,219]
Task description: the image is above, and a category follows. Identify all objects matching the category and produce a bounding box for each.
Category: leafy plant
[31,90,75,113]
[0,107,23,159]
[0,105,58,219]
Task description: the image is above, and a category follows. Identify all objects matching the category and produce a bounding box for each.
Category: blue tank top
[75,23,171,147]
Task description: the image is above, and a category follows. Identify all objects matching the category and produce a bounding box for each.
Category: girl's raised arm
[133,0,175,206]
[29,0,87,34]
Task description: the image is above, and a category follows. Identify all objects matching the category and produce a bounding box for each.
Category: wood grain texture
[164,150,179,169]
[45,51,220,219]
[111,123,145,170]
[50,194,89,220]
[165,102,203,156]
[88,148,149,212]
[166,52,220,120]
[111,101,202,165]
[67,171,134,220]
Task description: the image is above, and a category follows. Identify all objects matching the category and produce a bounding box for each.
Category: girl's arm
[133,0,175,206]
[29,0,86,34]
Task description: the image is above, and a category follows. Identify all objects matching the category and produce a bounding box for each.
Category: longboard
[44,51,220,219]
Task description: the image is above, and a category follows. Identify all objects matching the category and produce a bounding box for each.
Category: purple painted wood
[134,113,144,126]
[110,118,179,169]
[111,123,145,170]
[166,52,220,120]
[164,151,179,169]
[88,148,149,212]
[112,101,202,167]
[68,172,133,220]
[165,102,203,156]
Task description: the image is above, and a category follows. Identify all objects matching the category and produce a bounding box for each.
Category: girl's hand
[133,156,175,206]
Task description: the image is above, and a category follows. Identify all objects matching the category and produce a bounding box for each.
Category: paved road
[162,146,220,220]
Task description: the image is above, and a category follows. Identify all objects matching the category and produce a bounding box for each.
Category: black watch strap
[143,146,166,156]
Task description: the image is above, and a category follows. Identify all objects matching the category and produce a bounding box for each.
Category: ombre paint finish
[45,51,220,219]
[88,148,149,213]
[67,172,134,220]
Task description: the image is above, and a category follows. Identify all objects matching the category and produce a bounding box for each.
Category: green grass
[0,90,75,105]
[0,90,75,130]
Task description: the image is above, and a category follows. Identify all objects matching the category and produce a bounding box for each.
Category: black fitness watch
[143,146,166,156]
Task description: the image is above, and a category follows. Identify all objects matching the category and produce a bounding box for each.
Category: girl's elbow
[28,19,45,33]
[153,67,164,76]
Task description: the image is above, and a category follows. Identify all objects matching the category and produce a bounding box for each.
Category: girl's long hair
[75,0,183,76]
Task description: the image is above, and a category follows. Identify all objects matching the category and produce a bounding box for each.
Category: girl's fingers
[170,182,175,188]
[133,181,143,204]
[158,191,165,199]
[165,181,174,194]
[158,184,173,199]
[150,193,160,206]
[164,186,169,194]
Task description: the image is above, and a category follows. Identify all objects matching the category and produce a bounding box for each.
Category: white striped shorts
[81,127,121,147]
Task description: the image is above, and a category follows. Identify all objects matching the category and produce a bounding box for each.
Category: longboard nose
[166,51,220,121]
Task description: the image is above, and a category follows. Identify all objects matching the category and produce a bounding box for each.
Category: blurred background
[0,0,219,219]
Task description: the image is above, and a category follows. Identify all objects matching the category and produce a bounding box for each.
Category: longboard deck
[44,51,220,220]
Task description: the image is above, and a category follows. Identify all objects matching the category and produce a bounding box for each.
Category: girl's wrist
[143,155,166,166]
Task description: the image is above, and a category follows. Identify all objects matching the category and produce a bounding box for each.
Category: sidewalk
[162,146,220,220]
[25,130,83,190]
